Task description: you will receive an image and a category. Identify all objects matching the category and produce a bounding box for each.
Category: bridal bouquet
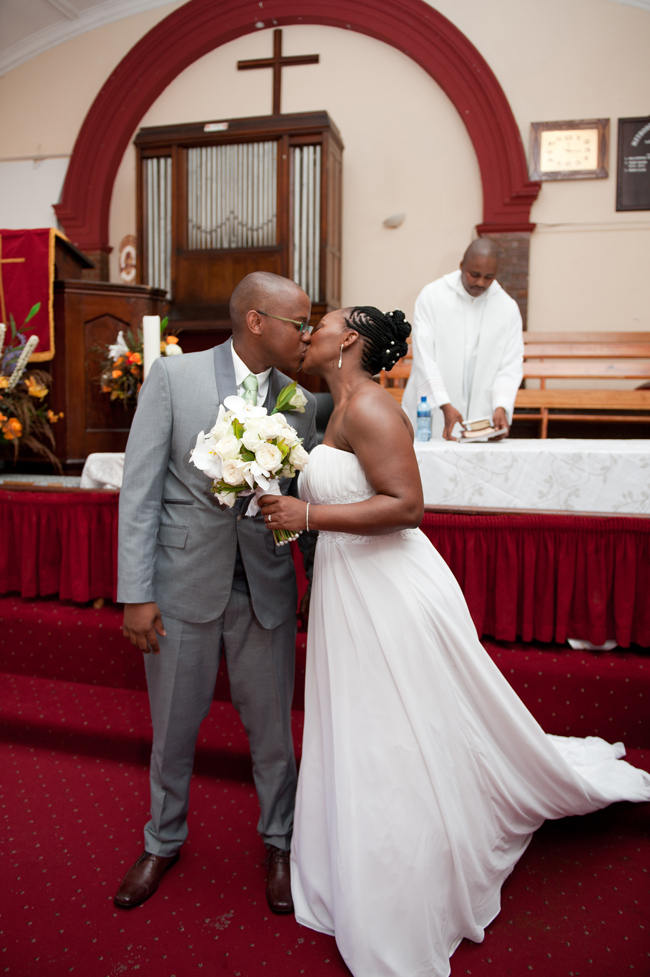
[190,382,309,545]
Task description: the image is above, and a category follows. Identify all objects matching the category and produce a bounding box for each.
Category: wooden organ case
[135,112,343,359]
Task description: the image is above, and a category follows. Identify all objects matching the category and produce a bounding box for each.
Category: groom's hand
[122,602,166,654]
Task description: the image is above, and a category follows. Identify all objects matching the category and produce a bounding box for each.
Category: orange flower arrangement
[0,305,63,470]
[98,318,181,405]
[1,416,22,440]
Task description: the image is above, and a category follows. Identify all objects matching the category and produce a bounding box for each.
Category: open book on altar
[459,417,505,442]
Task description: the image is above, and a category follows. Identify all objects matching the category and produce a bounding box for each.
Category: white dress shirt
[231,342,271,406]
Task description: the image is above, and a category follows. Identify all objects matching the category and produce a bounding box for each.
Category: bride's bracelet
[305,502,310,532]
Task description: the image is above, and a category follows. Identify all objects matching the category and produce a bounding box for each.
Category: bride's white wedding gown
[291,444,650,977]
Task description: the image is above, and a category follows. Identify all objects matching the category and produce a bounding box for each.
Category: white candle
[142,315,161,380]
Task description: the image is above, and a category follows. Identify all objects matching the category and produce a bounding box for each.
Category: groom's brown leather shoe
[265,845,293,914]
[113,851,180,909]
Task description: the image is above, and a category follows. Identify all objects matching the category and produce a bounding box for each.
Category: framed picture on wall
[529,119,609,181]
[616,116,650,211]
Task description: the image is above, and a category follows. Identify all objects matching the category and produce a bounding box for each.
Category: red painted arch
[55,0,540,253]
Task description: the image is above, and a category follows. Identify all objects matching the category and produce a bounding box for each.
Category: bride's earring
[338,344,344,369]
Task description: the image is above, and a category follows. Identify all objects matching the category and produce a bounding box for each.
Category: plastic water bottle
[415,395,432,441]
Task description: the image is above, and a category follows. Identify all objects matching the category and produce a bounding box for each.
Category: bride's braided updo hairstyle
[344,307,411,376]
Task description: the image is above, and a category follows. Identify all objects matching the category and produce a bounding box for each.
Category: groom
[114,271,317,913]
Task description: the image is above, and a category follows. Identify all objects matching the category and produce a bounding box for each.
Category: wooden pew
[514,331,650,437]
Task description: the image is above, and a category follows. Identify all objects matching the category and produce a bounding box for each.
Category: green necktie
[242,373,258,405]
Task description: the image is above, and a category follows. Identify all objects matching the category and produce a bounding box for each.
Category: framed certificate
[529,119,609,181]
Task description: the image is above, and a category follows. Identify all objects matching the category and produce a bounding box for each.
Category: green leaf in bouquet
[211,480,243,497]
[232,417,244,439]
[275,438,291,460]
[240,447,255,462]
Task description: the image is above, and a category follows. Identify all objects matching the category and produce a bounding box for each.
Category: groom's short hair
[229,272,303,333]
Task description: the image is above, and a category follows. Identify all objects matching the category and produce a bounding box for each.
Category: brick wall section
[481,231,531,329]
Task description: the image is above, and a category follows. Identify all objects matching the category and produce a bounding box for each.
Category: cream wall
[1,0,649,330]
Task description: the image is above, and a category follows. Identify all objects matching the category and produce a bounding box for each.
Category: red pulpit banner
[0,227,63,362]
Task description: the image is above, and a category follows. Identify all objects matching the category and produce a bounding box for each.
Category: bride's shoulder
[351,379,405,413]
[345,380,412,434]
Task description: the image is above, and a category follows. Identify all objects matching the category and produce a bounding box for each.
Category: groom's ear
[246,309,264,335]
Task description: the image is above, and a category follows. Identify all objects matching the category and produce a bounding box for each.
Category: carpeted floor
[1,595,649,977]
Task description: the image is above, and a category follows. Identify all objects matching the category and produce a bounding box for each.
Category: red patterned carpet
[1,595,649,977]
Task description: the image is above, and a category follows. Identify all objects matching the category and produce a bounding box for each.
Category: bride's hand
[259,494,309,533]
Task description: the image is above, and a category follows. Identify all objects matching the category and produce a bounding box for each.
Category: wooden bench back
[376,331,650,405]
[523,331,650,386]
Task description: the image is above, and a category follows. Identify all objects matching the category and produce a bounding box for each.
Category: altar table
[415,439,649,514]
[79,441,650,515]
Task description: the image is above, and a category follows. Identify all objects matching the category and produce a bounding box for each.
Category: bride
[259,306,650,977]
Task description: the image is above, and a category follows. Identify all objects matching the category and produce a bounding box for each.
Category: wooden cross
[0,234,26,325]
[237,29,319,116]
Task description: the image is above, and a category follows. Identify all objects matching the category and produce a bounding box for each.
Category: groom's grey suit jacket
[117,341,317,629]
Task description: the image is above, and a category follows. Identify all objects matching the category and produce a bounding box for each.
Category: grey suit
[118,340,317,855]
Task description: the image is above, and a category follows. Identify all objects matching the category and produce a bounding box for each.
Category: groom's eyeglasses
[256,310,314,335]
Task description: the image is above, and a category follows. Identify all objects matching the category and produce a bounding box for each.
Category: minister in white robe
[402,239,523,440]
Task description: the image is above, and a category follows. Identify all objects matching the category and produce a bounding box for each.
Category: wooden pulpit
[47,239,167,471]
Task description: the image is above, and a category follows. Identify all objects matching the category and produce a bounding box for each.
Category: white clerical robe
[402,270,523,439]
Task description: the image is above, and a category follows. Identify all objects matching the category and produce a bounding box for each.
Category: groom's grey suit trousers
[144,588,297,856]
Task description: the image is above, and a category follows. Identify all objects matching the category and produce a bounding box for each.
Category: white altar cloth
[79,441,650,515]
[415,439,650,514]
[80,453,125,491]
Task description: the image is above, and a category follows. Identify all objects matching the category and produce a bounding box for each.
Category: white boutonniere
[272,381,308,414]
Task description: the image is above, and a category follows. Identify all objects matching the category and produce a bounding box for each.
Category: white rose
[289,443,309,469]
[214,487,237,507]
[164,342,183,356]
[247,413,282,441]
[241,416,270,448]
[241,428,263,452]
[279,421,300,447]
[222,458,249,486]
[254,441,283,474]
[214,433,242,461]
